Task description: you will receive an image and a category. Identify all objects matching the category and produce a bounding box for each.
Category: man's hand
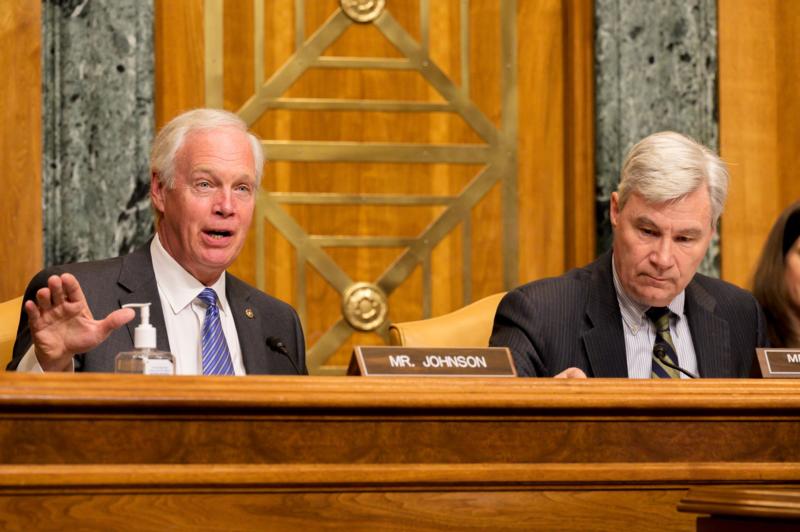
[24,273,135,371]
[554,367,588,378]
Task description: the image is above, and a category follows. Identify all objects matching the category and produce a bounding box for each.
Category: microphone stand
[653,345,698,379]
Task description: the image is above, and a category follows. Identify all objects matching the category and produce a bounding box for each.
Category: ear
[610,191,620,228]
[150,171,166,215]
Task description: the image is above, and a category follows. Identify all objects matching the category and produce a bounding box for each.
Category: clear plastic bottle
[115,303,175,375]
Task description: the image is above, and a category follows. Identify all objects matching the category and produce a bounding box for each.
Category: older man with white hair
[490,131,767,378]
[9,109,306,375]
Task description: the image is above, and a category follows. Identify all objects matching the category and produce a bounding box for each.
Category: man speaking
[9,109,306,375]
[490,131,767,378]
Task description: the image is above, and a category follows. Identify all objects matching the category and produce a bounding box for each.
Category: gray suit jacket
[489,251,767,377]
[9,245,307,374]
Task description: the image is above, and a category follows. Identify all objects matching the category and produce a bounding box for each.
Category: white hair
[150,108,264,189]
[617,131,728,227]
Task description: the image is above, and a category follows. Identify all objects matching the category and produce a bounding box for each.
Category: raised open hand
[24,273,135,371]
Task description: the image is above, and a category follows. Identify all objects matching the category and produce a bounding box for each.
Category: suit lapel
[117,244,171,353]
[581,252,629,377]
[226,274,266,375]
[686,279,730,378]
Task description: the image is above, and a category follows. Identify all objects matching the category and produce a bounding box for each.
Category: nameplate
[756,348,800,378]
[348,346,517,377]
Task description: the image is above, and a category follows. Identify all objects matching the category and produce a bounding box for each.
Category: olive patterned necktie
[645,306,680,379]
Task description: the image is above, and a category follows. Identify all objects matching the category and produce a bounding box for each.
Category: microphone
[266,336,301,375]
[653,344,698,379]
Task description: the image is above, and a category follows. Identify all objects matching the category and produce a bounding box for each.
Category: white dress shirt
[149,234,246,375]
[18,235,246,375]
[612,255,699,379]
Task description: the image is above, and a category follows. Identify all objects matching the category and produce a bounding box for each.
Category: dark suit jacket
[489,251,767,377]
[8,245,307,375]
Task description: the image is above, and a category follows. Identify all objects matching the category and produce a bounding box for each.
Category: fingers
[49,275,66,306]
[33,274,78,311]
[98,308,136,335]
[23,299,41,324]
[554,367,588,379]
[35,287,52,311]
[59,273,87,305]
[27,274,92,334]
[35,276,59,311]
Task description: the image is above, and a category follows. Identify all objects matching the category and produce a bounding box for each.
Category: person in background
[753,201,800,347]
[9,108,306,375]
[490,131,767,378]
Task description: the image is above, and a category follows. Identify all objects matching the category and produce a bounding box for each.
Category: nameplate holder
[756,348,800,378]
[348,346,517,377]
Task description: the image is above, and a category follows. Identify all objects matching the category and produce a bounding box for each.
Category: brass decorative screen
[205,0,518,374]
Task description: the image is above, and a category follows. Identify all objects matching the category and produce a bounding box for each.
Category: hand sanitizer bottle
[115,303,175,375]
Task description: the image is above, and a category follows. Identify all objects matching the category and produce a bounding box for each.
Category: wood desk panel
[0,487,694,532]
[1,417,799,465]
[0,374,798,530]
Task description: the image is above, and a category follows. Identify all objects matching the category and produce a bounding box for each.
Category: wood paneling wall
[155,1,594,368]
[719,0,800,287]
[563,0,595,269]
[0,1,42,302]
[155,0,205,121]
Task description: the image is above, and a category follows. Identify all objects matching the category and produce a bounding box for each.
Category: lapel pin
[245,308,255,319]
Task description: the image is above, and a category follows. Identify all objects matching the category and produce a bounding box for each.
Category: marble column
[594,0,719,275]
[42,0,154,266]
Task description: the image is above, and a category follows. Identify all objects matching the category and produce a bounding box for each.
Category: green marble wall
[42,0,154,266]
[594,0,720,275]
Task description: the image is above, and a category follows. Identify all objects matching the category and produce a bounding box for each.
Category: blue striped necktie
[198,288,235,376]
[646,306,680,379]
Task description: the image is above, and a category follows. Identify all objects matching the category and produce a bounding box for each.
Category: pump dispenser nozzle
[115,302,173,375]
[122,303,156,349]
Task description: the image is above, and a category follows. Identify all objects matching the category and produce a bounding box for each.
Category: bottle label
[143,358,175,375]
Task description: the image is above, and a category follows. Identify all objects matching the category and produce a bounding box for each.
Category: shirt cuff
[16,345,75,373]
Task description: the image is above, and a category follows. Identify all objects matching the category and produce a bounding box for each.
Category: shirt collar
[611,253,685,333]
[150,234,229,316]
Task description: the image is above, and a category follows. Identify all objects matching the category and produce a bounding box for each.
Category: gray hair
[150,108,264,189]
[617,131,728,228]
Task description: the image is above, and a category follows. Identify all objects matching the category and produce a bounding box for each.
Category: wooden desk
[0,374,798,531]
[679,487,800,531]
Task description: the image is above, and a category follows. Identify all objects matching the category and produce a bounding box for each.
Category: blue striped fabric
[197,288,235,376]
